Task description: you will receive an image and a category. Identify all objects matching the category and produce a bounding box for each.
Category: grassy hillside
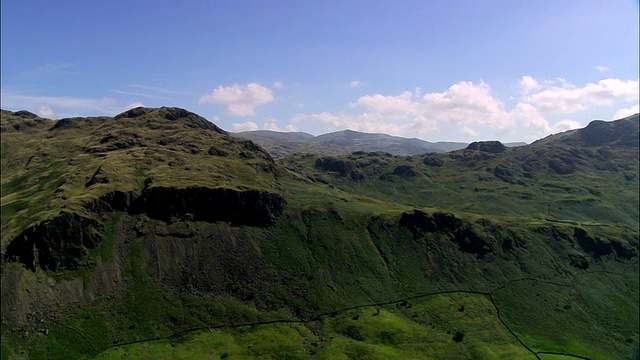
[1,108,638,359]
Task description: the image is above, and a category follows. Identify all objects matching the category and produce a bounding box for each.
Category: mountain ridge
[235,128,529,157]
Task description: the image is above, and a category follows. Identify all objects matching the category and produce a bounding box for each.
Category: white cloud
[199,83,275,117]
[460,126,478,138]
[595,65,610,73]
[522,78,640,114]
[512,102,581,136]
[422,81,515,133]
[295,81,515,137]
[37,105,56,118]
[350,80,361,87]
[273,81,283,89]
[520,75,542,94]
[231,121,258,132]
[614,104,640,119]
[512,102,553,135]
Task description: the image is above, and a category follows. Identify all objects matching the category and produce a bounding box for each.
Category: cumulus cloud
[595,65,610,73]
[614,104,640,119]
[293,76,638,140]
[422,81,516,134]
[295,81,516,137]
[231,121,258,132]
[350,80,361,87]
[200,83,275,116]
[522,78,639,114]
[520,75,542,94]
[511,102,580,136]
[352,91,417,120]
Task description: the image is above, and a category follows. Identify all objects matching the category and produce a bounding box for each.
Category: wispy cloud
[1,92,142,118]
[111,90,171,100]
[127,84,196,95]
[3,93,117,113]
[595,65,610,73]
[350,80,361,87]
[200,83,275,117]
[111,84,196,100]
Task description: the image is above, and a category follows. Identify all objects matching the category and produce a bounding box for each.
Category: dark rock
[208,147,229,157]
[4,212,103,271]
[423,156,444,167]
[314,157,363,181]
[132,186,285,226]
[392,165,417,177]
[574,227,612,259]
[466,141,507,153]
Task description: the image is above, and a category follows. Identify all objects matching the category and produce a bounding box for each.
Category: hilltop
[1,108,638,359]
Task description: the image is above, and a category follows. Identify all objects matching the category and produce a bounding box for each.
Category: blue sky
[1,0,638,142]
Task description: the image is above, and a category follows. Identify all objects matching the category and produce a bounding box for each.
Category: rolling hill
[1,108,638,360]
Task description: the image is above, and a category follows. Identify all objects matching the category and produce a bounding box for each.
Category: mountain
[236,129,526,157]
[1,108,638,360]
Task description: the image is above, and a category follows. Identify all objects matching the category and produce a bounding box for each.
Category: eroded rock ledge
[4,186,285,272]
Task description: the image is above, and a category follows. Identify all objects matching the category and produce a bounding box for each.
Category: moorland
[1,107,638,359]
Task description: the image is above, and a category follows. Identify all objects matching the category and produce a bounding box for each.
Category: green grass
[1,109,638,360]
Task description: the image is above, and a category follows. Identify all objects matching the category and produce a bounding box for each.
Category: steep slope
[1,109,638,360]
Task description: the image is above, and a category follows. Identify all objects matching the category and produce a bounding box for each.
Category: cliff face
[3,187,285,273]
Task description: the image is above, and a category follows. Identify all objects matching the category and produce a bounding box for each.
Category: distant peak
[466,141,507,153]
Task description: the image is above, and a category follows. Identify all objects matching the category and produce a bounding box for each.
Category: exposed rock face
[4,212,103,271]
[133,186,285,226]
[4,187,285,272]
[466,141,507,153]
[399,210,517,256]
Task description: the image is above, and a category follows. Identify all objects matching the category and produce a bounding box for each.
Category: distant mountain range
[234,129,527,157]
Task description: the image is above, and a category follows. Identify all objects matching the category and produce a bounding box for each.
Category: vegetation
[1,108,638,359]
